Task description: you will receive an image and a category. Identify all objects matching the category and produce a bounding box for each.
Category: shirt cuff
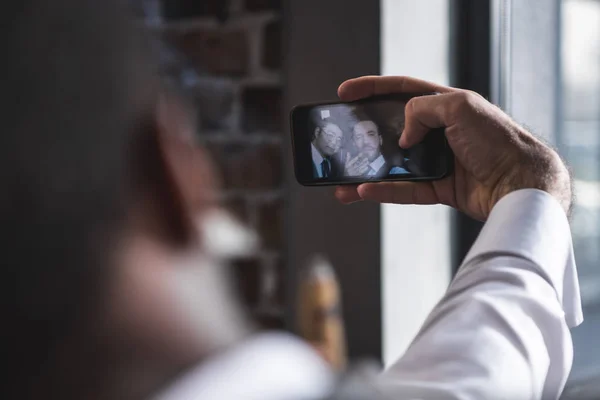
[462,189,583,328]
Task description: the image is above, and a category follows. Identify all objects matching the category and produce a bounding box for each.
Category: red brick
[241,86,283,131]
[256,198,284,250]
[245,0,281,12]
[205,143,283,190]
[165,29,249,77]
[262,20,282,70]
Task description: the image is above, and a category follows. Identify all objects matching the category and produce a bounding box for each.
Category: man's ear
[129,93,217,248]
[314,127,321,140]
[156,94,219,214]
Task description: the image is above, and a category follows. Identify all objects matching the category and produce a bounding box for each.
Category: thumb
[400,93,449,148]
[346,152,350,164]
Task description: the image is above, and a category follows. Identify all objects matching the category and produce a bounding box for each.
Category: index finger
[400,91,467,148]
[348,154,364,166]
[335,186,362,204]
[338,76,456,102]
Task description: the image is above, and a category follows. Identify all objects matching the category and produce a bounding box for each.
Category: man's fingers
[357,182,439,205]
[400,92,457,149]
[349,155,362,165]
[338,76,455,102]
[336,181,442,206]
[347,155,366,172]
[335,186,363,204]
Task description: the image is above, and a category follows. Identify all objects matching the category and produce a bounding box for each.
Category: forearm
[379,190,582,400]
[381,256,571,399]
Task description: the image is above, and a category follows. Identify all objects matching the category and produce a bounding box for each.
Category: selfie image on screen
[309,99,426,180]
[291,94,451,185]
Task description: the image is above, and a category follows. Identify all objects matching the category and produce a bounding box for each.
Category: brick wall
[136,0,285,329]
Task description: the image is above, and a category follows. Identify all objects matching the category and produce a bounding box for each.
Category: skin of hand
[334,76,572,220]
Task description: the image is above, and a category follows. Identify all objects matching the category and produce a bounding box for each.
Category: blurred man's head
[352,120,382,162]
[313,120,343,157]
[2,1,247,398]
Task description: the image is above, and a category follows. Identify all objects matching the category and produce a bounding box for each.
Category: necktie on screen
[321,159,331,178]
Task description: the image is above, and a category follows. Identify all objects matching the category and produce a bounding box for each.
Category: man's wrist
[495,151,572,216]
[462,187,583,328]
[530,151,572,216]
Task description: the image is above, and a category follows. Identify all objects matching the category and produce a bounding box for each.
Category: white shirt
[156,189,582,400]
[155,333,335,400]
[367,154,386,176]
[367,154,410,176]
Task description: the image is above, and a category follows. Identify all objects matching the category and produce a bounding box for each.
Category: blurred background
[131,0,287,331]
[131,0,599,397]
[559,1,600,397]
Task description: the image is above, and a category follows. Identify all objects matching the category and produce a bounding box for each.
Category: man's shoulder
[156,333,336,400]
[156,333,393,400]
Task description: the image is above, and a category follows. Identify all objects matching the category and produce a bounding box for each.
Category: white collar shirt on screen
[368,154,386,176]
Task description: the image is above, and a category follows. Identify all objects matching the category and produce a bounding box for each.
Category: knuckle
[405,97,419,118]
[457,90,478,109]
[395,76,408,93]
[465,89,485,100]
[404,98,422,130]
[447,90,479,119]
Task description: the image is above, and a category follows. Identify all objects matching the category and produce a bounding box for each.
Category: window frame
[455,0,600,395]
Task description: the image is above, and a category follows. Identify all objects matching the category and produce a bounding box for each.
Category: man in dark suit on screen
[311,118,344,179]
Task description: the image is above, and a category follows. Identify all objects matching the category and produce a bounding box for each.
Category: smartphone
[290,93,454,186]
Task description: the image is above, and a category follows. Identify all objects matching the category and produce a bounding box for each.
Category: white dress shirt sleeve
[379,189,583,400]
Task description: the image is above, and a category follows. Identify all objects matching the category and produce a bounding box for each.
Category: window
[488,0,600,394]
[423,0,600,393]
[381,0,453,366]
[560,0,600,385]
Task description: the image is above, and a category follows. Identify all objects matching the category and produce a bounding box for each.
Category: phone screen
[290,93,453,186]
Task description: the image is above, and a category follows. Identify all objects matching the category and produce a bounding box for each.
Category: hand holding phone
[333,75,571,221]
[290,92,454,186]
